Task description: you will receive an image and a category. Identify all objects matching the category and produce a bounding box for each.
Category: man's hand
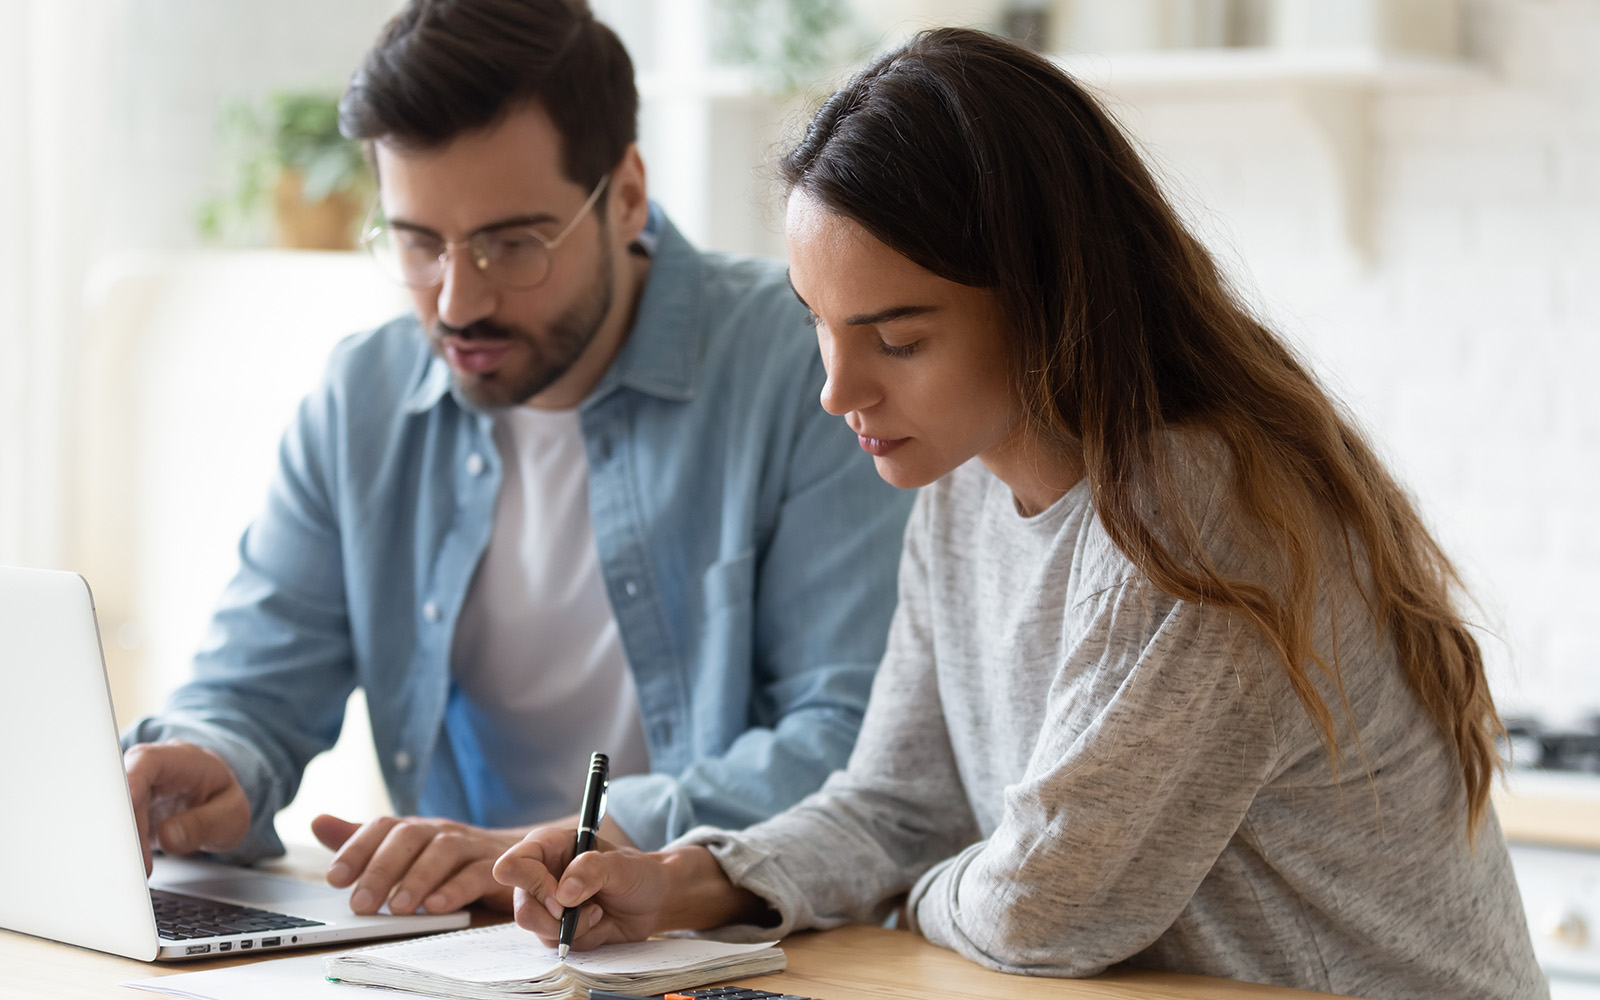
[123,740,251,876]
[311,812,634,915]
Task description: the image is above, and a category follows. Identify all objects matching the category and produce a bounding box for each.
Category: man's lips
[857,434,908,457]
[443,338,512,375]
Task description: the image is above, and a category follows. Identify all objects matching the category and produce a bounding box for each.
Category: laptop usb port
[261,937,281,947]
[217,942,232,952]
[185,944,211,955]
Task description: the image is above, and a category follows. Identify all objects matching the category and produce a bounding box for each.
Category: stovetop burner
[1503,717,1600,774]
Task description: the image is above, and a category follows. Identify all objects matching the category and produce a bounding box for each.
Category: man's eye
[880,341,918,358]
[396,232,443,255]
[486,229,546,257]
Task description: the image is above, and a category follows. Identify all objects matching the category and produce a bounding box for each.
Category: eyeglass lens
[367,226,557,291]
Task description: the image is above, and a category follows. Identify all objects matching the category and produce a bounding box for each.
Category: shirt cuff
[666,825,806,941]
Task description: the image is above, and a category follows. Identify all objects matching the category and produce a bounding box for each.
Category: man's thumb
[311,813,360,850]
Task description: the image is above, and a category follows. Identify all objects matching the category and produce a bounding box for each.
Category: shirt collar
[400,203,703,417]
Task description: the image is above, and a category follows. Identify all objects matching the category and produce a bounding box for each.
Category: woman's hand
[492,827,670,948]
[492,831,770,952]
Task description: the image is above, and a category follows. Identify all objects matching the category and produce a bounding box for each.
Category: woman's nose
[817,331,877,418]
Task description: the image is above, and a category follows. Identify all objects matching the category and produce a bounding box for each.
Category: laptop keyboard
[150,889,326,941]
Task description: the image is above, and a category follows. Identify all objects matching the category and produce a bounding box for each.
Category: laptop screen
[0,566,162,960]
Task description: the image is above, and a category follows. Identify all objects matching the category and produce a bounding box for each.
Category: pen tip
[558,943,569,961]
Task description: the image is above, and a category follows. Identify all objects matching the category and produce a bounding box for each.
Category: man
[121,0,911,918]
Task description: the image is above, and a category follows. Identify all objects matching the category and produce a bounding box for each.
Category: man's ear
[609,143,650,246]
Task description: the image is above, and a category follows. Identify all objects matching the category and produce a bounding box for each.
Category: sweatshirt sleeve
[906,578,1282,976]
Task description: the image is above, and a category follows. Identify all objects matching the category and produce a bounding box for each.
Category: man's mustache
[434,319,521,342]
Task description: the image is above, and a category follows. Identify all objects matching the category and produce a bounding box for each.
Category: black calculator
[666,990,821,1000]
[586,988,824,1000]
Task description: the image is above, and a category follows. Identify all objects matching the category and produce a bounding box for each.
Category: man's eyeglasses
[360,174,610,291]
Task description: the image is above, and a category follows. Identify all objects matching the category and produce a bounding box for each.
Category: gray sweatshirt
[680,452,1545,999]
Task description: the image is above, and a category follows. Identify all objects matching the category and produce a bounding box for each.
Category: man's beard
[431,239,615,409]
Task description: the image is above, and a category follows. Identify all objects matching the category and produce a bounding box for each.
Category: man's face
[374,104,625,409]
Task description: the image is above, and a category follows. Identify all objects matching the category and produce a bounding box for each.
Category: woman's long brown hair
[780,27,1502,834]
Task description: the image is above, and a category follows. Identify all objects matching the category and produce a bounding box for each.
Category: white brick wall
[1107,0,1600,724]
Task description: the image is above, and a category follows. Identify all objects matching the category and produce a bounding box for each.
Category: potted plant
[199,91,374,251]
[713,0,861,94]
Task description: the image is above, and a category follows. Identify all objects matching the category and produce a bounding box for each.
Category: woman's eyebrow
[843,304,938,326]
[786,273,938,325]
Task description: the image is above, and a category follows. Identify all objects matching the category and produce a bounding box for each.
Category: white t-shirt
[451,406,651,818]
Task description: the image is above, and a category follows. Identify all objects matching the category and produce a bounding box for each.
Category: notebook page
[341,923,778,985]
[346,924,562,982]
[564,936,780,974]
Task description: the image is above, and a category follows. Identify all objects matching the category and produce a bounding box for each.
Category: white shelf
[1052,45,1481,93]
[1044,46,1485,263]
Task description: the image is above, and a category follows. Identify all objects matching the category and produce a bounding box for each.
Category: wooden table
[0,846,1340,1000]
[1494,782,1600,850]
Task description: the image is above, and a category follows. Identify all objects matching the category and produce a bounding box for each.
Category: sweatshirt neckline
[983,469,1092,533]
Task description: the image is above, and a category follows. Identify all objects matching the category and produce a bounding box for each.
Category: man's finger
[419,858,508,914]
[388,830,490,914]
[311,814,362,853]
[324,816,400,889]
[349,821,437,914]
[175,780,251,853]
[125,741,233,799]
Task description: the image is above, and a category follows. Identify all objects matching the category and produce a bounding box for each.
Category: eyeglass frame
[359,172,612,291]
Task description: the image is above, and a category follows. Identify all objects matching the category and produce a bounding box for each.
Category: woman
[493,28,1544,1000]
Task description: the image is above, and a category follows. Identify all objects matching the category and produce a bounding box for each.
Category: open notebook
[324,923,785,1000]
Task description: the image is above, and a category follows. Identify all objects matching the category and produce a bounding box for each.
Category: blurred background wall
[0,0,1595,831]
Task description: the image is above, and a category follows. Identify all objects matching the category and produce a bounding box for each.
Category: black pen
[559,751,609,960]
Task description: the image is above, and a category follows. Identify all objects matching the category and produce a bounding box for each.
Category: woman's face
[786,189,1024,491]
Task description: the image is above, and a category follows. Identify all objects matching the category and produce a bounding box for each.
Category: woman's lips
[857,434,908,457]
[444,339,512,375]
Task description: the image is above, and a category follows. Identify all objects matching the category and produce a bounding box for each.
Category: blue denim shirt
[125,214,914,859]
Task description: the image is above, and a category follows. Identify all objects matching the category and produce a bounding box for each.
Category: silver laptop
[0,565,470,960]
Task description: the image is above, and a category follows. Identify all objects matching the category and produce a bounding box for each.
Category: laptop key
[150,889,326,940]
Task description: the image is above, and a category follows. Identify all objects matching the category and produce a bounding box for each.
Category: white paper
[342,923,777,983]
[123,954,378,1000]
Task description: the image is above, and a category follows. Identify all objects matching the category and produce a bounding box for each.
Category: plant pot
[273,170,364,251]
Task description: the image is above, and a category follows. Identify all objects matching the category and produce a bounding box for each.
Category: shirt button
[394,750,413,772]
[624,580,639,598]
[422,601,441,622]
[465,453,485,476]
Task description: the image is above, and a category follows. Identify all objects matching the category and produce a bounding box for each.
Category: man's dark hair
[339,0,637,189]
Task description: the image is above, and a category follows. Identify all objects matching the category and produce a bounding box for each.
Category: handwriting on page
[564,939,772,973]
[363,925,777,985]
